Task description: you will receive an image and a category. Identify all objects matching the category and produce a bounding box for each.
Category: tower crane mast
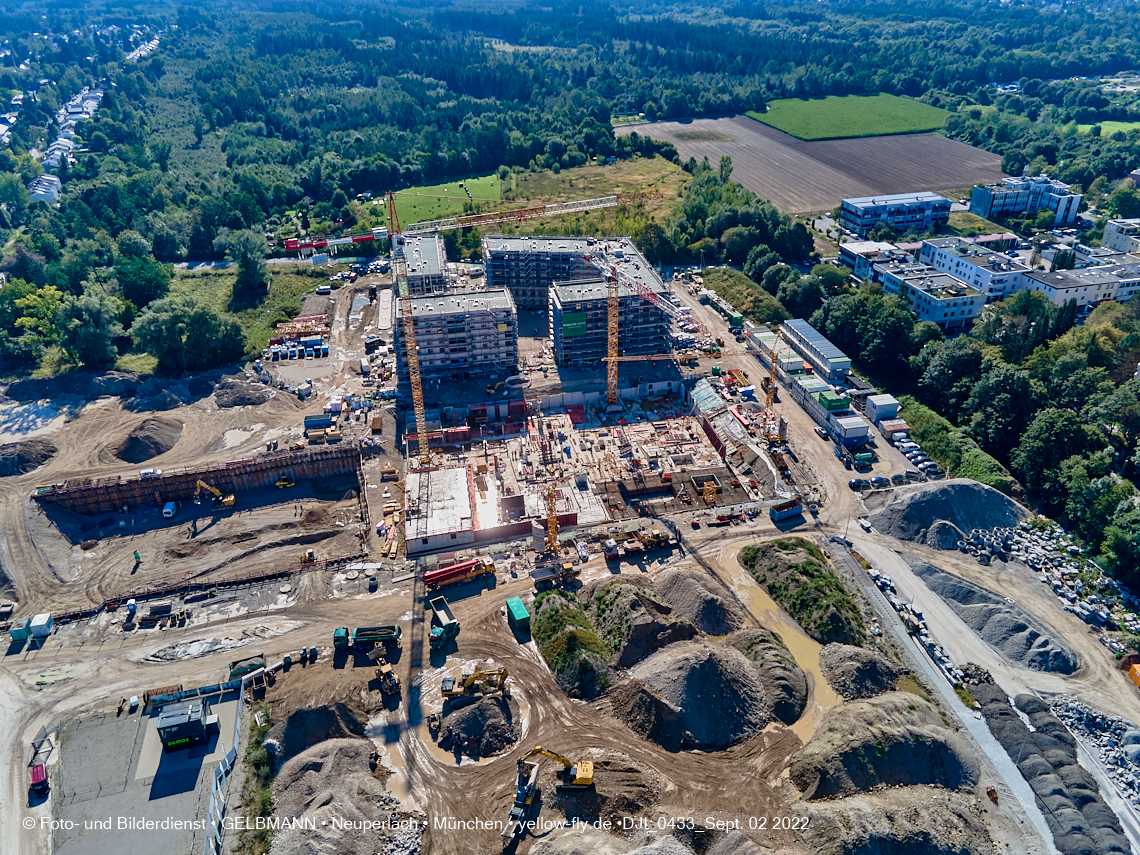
[389,192,431,466]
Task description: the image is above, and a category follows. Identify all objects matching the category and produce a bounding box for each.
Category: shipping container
[769,499,803,522]
[505,596,531,631]
[29,613,54,637]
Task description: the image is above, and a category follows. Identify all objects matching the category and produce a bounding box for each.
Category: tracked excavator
[517,746,595,791]
[440,669,509,699]
[194,480,234,508]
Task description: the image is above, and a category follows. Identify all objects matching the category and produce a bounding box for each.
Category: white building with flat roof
[874,259,985,331]
[1104,219,1140,254]
[969,175,1082,225]
[919,237,1029,302]
[838,192,951,238]
[1023,265,1140,307]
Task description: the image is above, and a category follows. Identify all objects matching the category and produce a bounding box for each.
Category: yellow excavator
[275,475,295,488]
[517,746,595,791]
[440,669,509,699]
[195,480,235,508]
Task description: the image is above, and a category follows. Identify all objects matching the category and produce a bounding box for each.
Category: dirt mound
[727,628,808,725]
[268,703,367,763]
[870,480,1028,548]
[615,640,770,750]
[438,695,520,758]
[967,681,1129,855]
[4,370,140,401]
[908,557,1079,674]
[801,787,993,855]
[789,692,979,799]
[819,643,901,700]
[115,417,182,463]
[739,538,865,645]
[215,377,273,408]
[587,580,698,668]
[270,737,418,855]
[531,829,697,855]
[532,591,615,699]
[651,569,746,635]
[0,439,56,476]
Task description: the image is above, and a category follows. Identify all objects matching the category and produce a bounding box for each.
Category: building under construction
[482,235,603,309]
[550,276,671,367]
[394,289,519,383]
[403,234,451,295]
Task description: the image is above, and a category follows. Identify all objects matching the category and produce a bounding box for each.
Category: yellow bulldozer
[517,746,595,791]
[440,669,509,699]
[194,480,234,508]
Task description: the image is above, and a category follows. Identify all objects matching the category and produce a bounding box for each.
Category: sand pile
[5,370,140,400]
[967,681,1129,855]
[438,695,520,758]
[116,417,182,463]
[270,737,418,855]
[790,692,979,800]
[587,580,698,668]
[801,787,993,855]
[613,640,770,750]
[215,377,273,408]
[268,703,366,763]
[819,644,901,700]
[0,439,56,476]
[908,558,1079,673]
[727,628,808,725]
[870,480,1028,549]
[652,569,746,635]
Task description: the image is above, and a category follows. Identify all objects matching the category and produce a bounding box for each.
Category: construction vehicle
[640,529,676,550]
[333,625,402,650]
[702,480,718,505]
[603,538,622,561]
[194,480,234,508]
[428,595,460,648]
[423,557,494,590]
[517,746,595,791]
[441,669,509,699]
[275,475,295,489]
[502,760,540,841]
[375,658,401,696]
[986,786,999,805]
[530,562,581,592]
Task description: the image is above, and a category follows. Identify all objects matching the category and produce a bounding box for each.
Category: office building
[920,236,1030,302]
[549,277,671,367]
[838,192,951,238]
[969,175,1082,225]
[1023,264,1140,307]
[875,259,985,331]
[394,289,518,383]
[1104,219,1140,254]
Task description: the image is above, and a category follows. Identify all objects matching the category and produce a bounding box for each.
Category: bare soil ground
[619,116,1005,214]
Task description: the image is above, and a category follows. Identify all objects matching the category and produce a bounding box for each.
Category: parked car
[814,426,829,439]
[918,460,940,471]
[891,474,908,486]
[870,476,890,489]
[925,468,946,479]
[905,469,926,481]
[848,478,871,491]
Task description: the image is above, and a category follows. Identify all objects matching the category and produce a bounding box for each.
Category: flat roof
[782,318,849,362]
[906,273,982,300]
[552,275,668,303]
[402,234,446,277]
[842,191,949,206]
[922,237,1028,272]
[840,240,899,255]
[157,700,207,728]
[867,394,899,405]
[405,467,474,540]
[404,289,515,317]
[483,235,596,254]
[1025,264,1140,290]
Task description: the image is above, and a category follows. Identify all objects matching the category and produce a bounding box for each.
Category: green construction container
[710,365,722,376]
[506,596,530,632]
[818,390,848,411]
[9,618,31,642]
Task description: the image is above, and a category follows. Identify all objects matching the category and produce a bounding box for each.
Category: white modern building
[874,259,986,331]
[919,237,1030,302]
[969,175,1082,225]
[26,174,62,205]
[838,192,951,238]
[1103,219,1140,254]
[1023,265,1140,308]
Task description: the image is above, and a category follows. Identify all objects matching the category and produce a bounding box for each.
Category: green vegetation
[1077,121,1140,136]
[531,590,611,697]
[947,211,1004,235]
[701,268,789,325]
[392,174,502,224]
[239,703,274,855]
[739,538,866,646]
[747,95,948,140]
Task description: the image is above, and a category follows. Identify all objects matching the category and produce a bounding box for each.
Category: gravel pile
[115,416,182,463]
[129,377,191,411]
[215,377,273,408]
[268,703,366,763]
[587,580,697,668]
[1051,697,1140,820]
[652,569,746,636]
[614,640,771,750]
[0,439,56,476]
[967,681,1129,855]
[270,737,420,855]
[907,558,1079,674]
[438,695,520,758]
[789,692,979,800]
[727,628,808,725]
[870,480,1029,548]
[819,644,901,700]
[5,370,140,400]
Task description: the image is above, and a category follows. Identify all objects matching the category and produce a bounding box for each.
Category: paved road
[827,543,1060,855]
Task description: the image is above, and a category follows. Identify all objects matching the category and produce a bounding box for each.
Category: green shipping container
[818,391,847,411]
[505,596,530,631]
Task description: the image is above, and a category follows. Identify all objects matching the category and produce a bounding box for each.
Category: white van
[162,502,177,518]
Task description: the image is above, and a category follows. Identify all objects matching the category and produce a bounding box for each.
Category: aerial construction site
[5,193,1140,855]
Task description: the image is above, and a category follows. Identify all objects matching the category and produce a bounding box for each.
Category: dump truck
[423,557,493,590]
[603,538,623,561]
[505,596,530,632]
[333,625,402,650]
[530,562,581,592]
[428,596,459,648]
[502,760,540,841]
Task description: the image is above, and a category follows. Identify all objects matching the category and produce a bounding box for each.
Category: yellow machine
[194,480,234,508]
[702,480,718,505]
[441,669,509,699]
[375,658,401,696]
[543,485,560,554]
[275,475,295,488]
[517,746,595,790]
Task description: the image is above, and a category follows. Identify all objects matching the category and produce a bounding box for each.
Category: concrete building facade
[919,236,1029,302]
[399,234,451,295]
[969,175,1082,225]
[838,192,951,238]
[1023,264,1140,307]
[394,289,519,383]
[549,278,671,367]
[482,235,598,308]
[1104,219,1140,254]
[875,259,985,331]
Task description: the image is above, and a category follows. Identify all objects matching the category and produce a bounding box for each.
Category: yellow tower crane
[389,193,431,467]
[543,485,560,554]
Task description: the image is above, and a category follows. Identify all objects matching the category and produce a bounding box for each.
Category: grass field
[170,265,327,355]
[747,94,948,141]
[948,211,1004,234]
[391,175,502,224]
[1076,120,1140,136]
